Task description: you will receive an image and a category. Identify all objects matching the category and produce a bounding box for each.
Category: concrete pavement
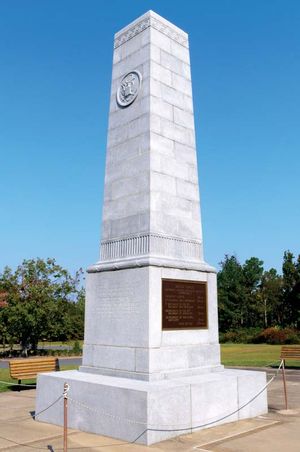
[0,368,299,451]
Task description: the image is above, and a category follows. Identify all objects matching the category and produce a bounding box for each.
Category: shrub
[253,327,300,345]
[71,340,82,355]
[219,328,261,343]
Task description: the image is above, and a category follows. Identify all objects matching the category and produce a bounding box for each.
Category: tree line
[0,258,85,356]
[218,251,300,334]
[0,251,299,355]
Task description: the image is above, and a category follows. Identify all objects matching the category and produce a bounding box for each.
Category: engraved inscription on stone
[96,283,140,322]
[162,279,207,329]
[116,71,142,107]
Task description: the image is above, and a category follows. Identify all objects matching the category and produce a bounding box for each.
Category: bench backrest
[280,346,300,360]
[9,357,59,380]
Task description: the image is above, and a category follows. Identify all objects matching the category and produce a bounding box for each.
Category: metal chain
[68,396,147,426]
[68,360,284,431]
[0,379,36,388]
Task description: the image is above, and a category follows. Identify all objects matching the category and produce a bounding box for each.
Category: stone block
[149,112,162,134]
[160,118,196,146]
[108,113,150,147]
[188,164,199,184]
[105,151,149,184]
[191,373,239,429]
[176,178,199,201]
[192,202,202,223]
[150,192,192,219]
[150,27,172,53]
[161,84,193,112]
[150,131,174,156]
[176,216,202,240]
[112,45,151,80]
[83,344,136,372]
[127,114,149,140]
[107,122,128,147]
[151,171,177,195]
[102,193,150,222]
[150,44,161,63]
[150,211,179,236]
[115,28,151,62]
[148,77,162,98]
[172,72,193,96]
[109,213,150,238]
[160,155,190,179]
[236,370,268,419]
[173,106,195,129]
[160,50,191,79]
[104,172,150,201]
[108,96,150,130]
[84,268,150,348]
[36,368,267,445]
[151,99,173,121]
[170,40,190,64]
[174,141,197,164]
[106,133,150,165]
[135,344,221,375]
[150,60,172,85]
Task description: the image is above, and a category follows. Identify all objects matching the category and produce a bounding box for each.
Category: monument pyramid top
[114,10,189,49]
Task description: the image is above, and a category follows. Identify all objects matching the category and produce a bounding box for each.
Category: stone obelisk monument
[36,11,267,445]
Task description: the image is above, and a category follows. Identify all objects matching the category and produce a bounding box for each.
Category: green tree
[259,268,283,327]
[218,255,266,330]
[0,258,84,356]
[217,255,245,331]
[242,257,264,327]
[282,251,300,328]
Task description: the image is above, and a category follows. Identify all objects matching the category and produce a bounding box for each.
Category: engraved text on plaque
[162,279,207,329]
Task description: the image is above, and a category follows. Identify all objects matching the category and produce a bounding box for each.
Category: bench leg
[18,379,21,392]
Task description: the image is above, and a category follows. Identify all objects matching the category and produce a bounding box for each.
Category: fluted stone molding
[100,233,202,261]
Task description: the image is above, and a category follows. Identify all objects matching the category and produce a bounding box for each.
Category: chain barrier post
[63,382,69,452]
[281,359,288,409]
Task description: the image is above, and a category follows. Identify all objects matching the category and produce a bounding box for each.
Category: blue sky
[0,0,299,275]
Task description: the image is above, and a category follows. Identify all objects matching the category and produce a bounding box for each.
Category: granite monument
[36,11,268,445]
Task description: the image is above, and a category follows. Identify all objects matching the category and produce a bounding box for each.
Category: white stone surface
[36,368,268,445]
[36,10,268,446]
[81,265,220,380]
[100,7,202,260]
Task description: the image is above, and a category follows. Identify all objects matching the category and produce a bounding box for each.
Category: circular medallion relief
[116,71,142,107]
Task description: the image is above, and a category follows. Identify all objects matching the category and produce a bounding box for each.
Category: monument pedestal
[36,368,267,445]
[80,264,223,382]
[36,263,267,445]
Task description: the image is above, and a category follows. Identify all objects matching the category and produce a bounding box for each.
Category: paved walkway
[0,368,299,451]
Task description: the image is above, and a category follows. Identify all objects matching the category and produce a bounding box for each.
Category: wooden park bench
[280,346,300,409]
[9,357,59,387]
[280,345,300,363]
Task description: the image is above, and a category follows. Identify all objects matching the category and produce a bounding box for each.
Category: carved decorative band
[100,234,202,261]
[114,16,188,49]
[101,234,150,260]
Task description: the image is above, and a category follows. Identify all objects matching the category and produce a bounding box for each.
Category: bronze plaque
[162,279,207,329]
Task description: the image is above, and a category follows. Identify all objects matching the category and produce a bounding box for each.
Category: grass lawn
[37,340,84,347]
[221,343,300,367]
[0,364,78,393]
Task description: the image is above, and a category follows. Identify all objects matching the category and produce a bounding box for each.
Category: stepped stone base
[36,368,267,445]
